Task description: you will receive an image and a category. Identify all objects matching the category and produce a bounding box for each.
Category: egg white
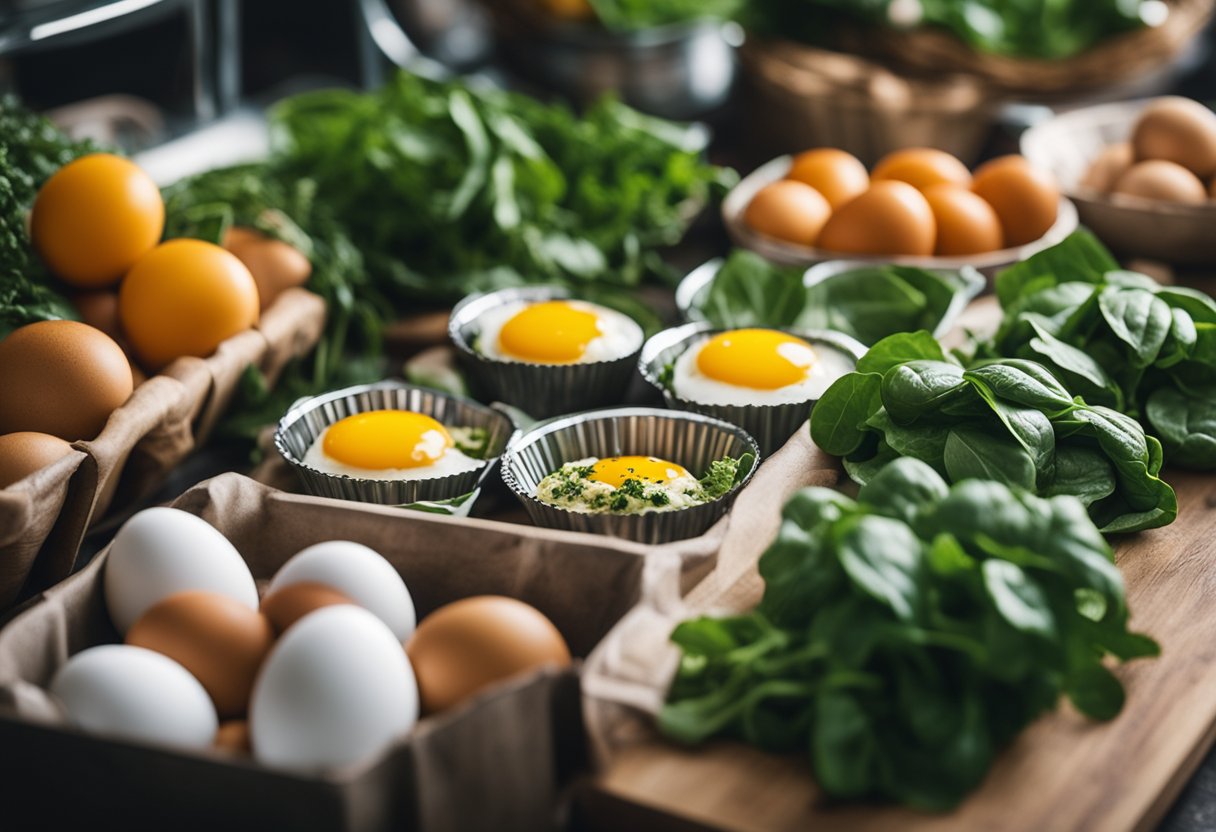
[475,299,644,364]
[672,336,856,406]
[303,425,485,481]
[534,457,706,514]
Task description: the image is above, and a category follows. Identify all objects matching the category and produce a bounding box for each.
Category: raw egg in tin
[475,299,643,364]
[302,410,483,481]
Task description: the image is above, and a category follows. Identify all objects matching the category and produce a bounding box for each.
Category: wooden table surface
[579,467,1216,832]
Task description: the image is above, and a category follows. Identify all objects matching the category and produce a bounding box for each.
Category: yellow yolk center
[588,455,691,488]
[322,410,453,470]
[695,329,816,390]
[497,300,602,363]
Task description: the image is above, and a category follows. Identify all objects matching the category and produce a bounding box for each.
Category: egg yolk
[322,410,453,470]
[588,456,691,488]
[696,329,816,390]
[497,301,602,363]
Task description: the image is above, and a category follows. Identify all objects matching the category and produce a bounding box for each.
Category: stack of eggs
[51,507,570,772]
[744,147,1060,257]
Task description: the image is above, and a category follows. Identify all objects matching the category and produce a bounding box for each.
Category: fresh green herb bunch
[975,231,1216,471]
[810,330,1176,533]
[269,72,735,303]
[661,457,1158,810]
[698,249,976,346]
[742,0,1149,61]
[0,96,99,336]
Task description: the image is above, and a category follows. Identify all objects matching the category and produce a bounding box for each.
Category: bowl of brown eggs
[1021,96,1216,264]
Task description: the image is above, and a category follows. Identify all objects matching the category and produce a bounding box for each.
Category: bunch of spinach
[0,96,98,336]
[661,457,1157,810]
[742,0,1149,60]
[269,72,734,303]
[810,330,1177,533]
[696,249,976,346]
[974,231,1216,471]
[585,0,743,30]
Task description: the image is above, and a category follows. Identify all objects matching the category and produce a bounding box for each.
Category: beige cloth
[581,426,841,765]
[0,288,326,612]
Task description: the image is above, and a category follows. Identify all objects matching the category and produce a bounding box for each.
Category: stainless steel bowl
[448,286,645,420]
[490,13,740,121]
[274,380,518,507]
[675,257,985,340]
[500,406,759,544]
[639,323,866,457]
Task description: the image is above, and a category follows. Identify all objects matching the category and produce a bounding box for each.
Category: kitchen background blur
[4,0,1216,175]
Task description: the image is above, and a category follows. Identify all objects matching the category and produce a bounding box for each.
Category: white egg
[250,605,419,773]
[475,299,643,364]
[104,507,258,634]
[302,425,484,481]
[51,645,218,749]
[268,540,416,640]
[672,331,856,406]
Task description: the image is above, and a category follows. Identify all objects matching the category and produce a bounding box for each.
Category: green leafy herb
[975,230,1216,470]
[699,451,755,499]
[811,330,1177,532]
[661,458,1157,810]
[586,0,743,29]
[697,249,976,346]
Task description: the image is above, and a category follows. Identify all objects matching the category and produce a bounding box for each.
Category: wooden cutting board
[578,467,1216,832]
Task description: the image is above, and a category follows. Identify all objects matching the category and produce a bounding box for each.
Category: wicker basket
[848,0,1213,99]
[738,37,999,166]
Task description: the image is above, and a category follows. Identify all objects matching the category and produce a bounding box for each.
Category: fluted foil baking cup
[639,323,866,457]
[274,380,518,507]
[501,406,760,544]
[448,286,644,420]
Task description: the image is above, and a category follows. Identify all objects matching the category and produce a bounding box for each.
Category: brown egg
[785,148,869,209]
[816,181,936,256]
[1132,96,1216,178]
[743,180,832,247]
[260,582,353,636]
[406,596,571,714]
[0,432,75,489]
[1209,176,1216,199]
[214,720,251,753]
[71,291,123,341]
[923,185,1004,256]
[1079,143,1134,194]
[127,590,275,719]
[971,156,1060,247]
[1113,159,1207,205]
[0,320,133,441]
[222,226,312,312]
[871,147,972,192]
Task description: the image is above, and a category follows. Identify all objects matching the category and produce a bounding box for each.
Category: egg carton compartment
[0,287,327,616]
[0,472,692,832]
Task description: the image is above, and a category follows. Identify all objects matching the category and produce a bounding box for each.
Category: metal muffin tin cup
[274,380,518,507]
[500,406,760,545]
[639,323,867,457]
[448,286,645,420]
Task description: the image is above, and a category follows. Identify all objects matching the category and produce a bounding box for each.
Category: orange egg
[119,239,260,370]
[817,181,936,256]
[0,320,133,441]
[871,148,972,192]
[923,185,1004,256]
[785,148,869,209]
[743,180,832,247]
[127,590,275,719]
[30,154,164,289]
[971,156,1060,247]
[260,582,353,635]
[71,290,123,342]
[0,432,75,489]
[406,596,571,714]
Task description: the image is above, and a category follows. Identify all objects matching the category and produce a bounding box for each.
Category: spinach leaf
[1145,386,1216,470]
[663,466,1156,810]
[944,428,1037,491]
[809,373,883,456]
